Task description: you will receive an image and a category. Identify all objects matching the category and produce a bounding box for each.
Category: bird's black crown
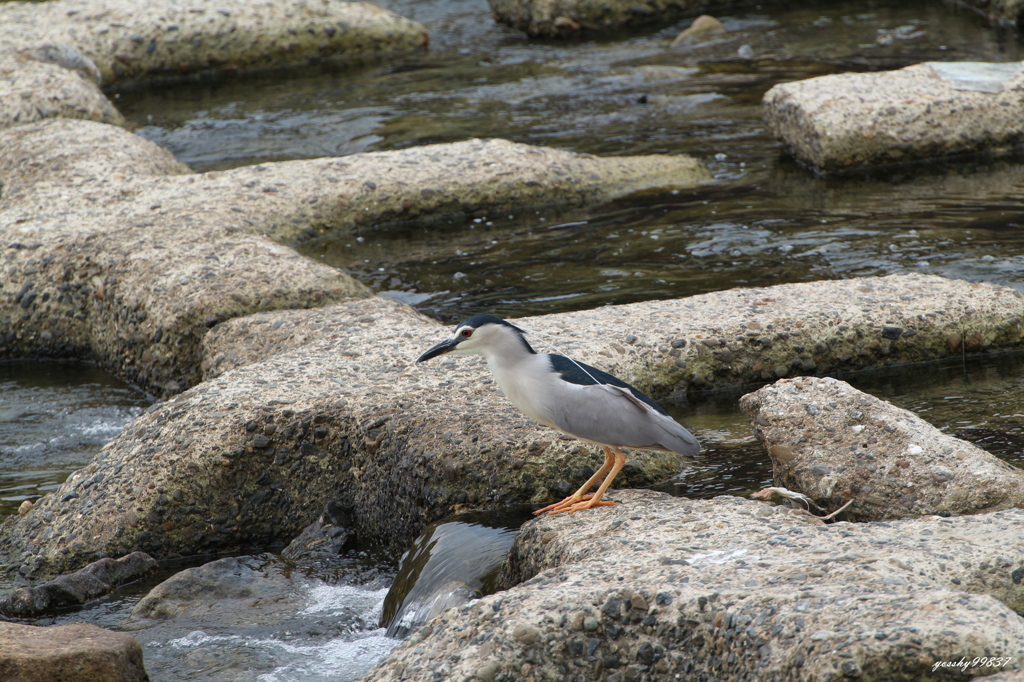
[457,314,536,354]
[459,314,524,333]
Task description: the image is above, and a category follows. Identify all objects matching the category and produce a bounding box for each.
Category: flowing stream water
[4,0,1024,678]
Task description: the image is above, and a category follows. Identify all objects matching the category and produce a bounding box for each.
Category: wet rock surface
[0,0,429,130]
[764,61,1024,172]
[128,554,306,626]
[741,377,1024,521]
[381,509,528,638]
[281,500,354,563]
[0,551,156,618]
[362,490,1024,682]
[0,620,149,682]
[0,118,708,397]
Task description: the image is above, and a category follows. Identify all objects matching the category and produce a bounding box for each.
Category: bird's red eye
[461,329,473,338]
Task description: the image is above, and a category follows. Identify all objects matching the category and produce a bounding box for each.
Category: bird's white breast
[485,352,559,430]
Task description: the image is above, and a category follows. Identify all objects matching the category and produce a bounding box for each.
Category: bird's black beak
[416,337,458,363]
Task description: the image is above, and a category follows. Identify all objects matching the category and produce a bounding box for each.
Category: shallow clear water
[0,360,150,519]
[21,551,398,682]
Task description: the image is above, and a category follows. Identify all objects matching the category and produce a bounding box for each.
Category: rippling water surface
[0,361,150,519]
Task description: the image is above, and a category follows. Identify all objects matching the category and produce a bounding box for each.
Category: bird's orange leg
[534,446,615,515]
[560,446,625,514]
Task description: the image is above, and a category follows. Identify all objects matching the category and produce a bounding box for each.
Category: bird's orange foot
[535,494,617,516]
[551,498,617,515]
[534,493,596,515]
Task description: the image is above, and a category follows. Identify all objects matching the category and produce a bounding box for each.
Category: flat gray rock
[0,0,428,129]
[0,551,156,617]
[740,376,1024,520]
[128,554,308,626]
[0,118,710,397]
[361,490,1024,681]
[763,61,1024,172]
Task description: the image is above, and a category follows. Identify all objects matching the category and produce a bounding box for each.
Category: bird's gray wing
[544,382,701,457]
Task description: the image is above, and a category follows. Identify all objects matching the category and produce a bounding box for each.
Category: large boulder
[361,490,1024,681]
[0,118,710,396]
[0,621,148,682]
[740,376,1024,520]
[764,61,1024,172]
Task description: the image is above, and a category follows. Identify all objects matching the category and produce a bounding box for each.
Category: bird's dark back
[547,354,669,416]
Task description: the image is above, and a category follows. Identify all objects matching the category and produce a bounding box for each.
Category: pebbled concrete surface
[361,490,1024,682]
[741,377,1024,521]
[763,61,1024,173]
[0,118,710,396]
[2,274,1022,580]
[0,0,428,129]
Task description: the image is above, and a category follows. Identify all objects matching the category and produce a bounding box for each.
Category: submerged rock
[0,621,148,682]
[740,376,1024,520]
[0,551,156,618]
[671,15,726,47]
[362,490,1024,681]
[764,61,1024,172]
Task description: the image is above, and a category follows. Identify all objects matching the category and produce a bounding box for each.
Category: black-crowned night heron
[416,314,700,515]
